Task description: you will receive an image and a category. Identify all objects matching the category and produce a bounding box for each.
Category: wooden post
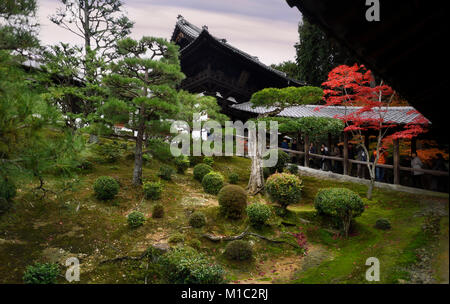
[343,132,349,175]
[393,138,400,184]
[411,137,417,155]
[327,133,332,150]
[304,134,310,167]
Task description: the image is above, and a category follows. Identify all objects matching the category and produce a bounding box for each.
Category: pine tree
[102,37,185,185]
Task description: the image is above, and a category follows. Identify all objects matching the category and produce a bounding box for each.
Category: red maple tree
[319,64,428,198]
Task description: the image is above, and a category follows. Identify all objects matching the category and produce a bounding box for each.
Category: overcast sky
[37,0,302,65]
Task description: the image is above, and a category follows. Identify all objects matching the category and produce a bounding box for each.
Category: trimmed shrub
[175,156,190,174]
[143,181,162,200]
[287,164,299,175]
[0,178,16,214]
[189,212,206,228]
[224,240,253,261]
[218,185,247,219]
[264,149,290,174]
[152,204,164,218]
[201,172,224,195]
[247,203,271,227]
[375,218,391,230]
[128,211,145,228]
[193,163,213,182]
[187,238,201,250]
[23,262,59,284]
[93,142,120,163]
[203,156,214,166]
[159,246,226,284]
[314,188,365,238]
[168,232,185,244]
[158,165,175,181]
[228,172,239,184]
[265,173,303,208]
[78,160,94,172]
[93,176,119,200]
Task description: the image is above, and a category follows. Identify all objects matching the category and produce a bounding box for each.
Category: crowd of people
[279,137,448,192]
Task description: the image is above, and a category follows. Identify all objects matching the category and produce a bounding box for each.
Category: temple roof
[231,102,430,125]
[171,15,304,86]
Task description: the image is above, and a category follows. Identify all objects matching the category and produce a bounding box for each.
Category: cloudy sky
[37,0,302,65]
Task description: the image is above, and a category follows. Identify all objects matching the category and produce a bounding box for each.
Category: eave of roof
[231,102,430,125]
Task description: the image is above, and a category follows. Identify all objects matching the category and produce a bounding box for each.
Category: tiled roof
[171,15,304,85]
[231,102,430,125]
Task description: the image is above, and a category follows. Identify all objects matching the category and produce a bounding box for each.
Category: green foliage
[193,163,213,182]
[375,218,392,230]
[270,60,299,79]
[187,238,201,250]
[143,181,162,200]
[175,156,189,174]
[266,173,303,209]
[224,240,253,261]
[23,262,59,284]
[158,165,175,181]
[250,86,323,109]
[168,232,185,244]
[295,18,355,86]
[78,160,94,172]
[93,176,119,200]
[127,211,145,228]
[246,203,271,227]
[0,178,16,213]
[314,188,365,237]
[148,138,175,163]
[159,246,226,284]
[228,172,239,184]
[189,212,206,228]
[152,204,164,218]
[264,149,290,174]
[218,185,248,219]
[201,172,224,195]
[188,155,203,167]
[263,167,271,179]
[287,164,299,175]
[92,142,120,163]
[203,156,214,166]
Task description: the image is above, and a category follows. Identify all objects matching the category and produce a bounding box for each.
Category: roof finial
[177,14,184,20]
[202,25,208,31]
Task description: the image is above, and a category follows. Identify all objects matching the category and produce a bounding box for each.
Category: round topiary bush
[143,181,162,200]
[23,262,59,284]
[93,176,119,200]
[127,211,145,228]
[224,240,253,261]
[175,156,190,174]
[264,149,290,174]
[265,173,303,209]
[314,187,365,238]
[228,172,239,184]
[218,185,247,219]
[375,218,391,230]
[203,156,214,166]
[152,204,164,218]
[158,165,175,181]
[287,164,299,175]
[247,203,271,227]
[193,163,213,182]
[189,211,206,228]
[0,178,16,214]
[168,232,185,244]
[202,172,224,195]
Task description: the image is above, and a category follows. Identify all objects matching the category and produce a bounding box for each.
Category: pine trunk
[132,124,144,186]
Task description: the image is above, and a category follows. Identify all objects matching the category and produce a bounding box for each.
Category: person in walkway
[281,138,289,150]
[320,144,329,171]
[411,152,425,188]
[373,148,387,182]
[330,145,341,173]
[357,146,367,178]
